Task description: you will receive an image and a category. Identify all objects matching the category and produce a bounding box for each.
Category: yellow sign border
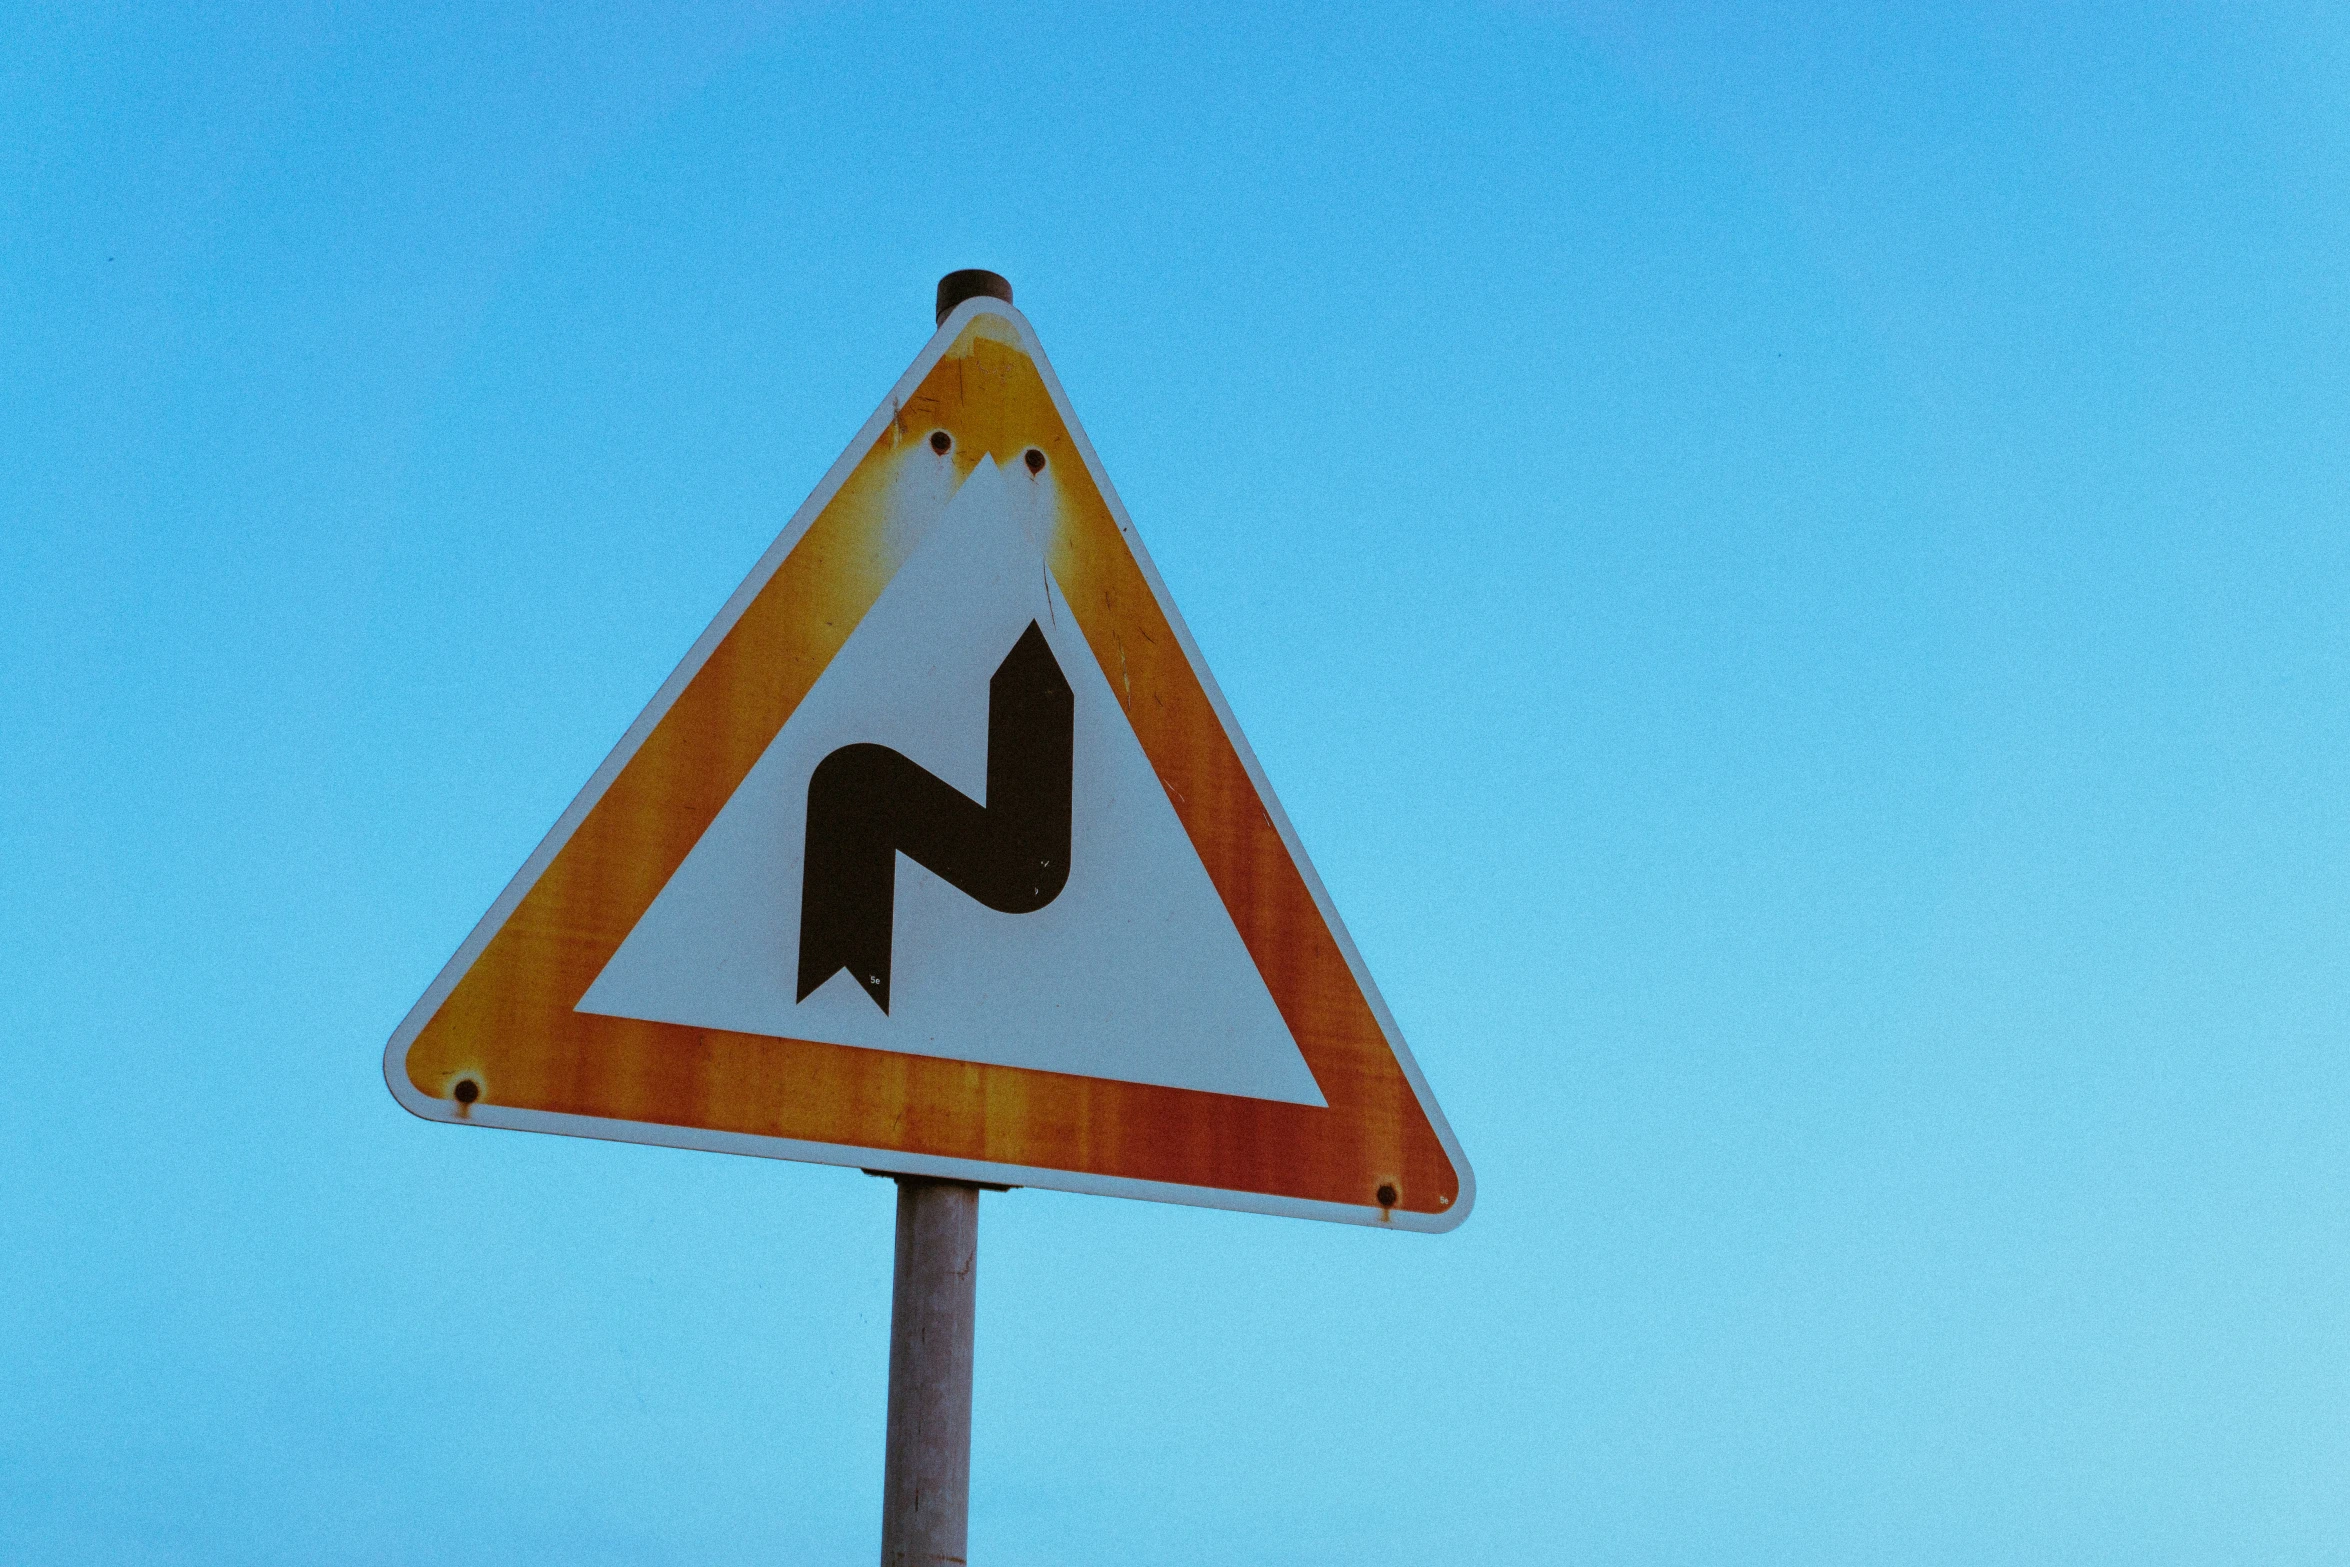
[383,300,1472,1230]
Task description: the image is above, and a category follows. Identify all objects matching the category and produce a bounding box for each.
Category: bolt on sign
[383,296,1472,1230]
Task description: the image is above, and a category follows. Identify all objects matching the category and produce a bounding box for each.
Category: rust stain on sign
[391,308,1467,1226]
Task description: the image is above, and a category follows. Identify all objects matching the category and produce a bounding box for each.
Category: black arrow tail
[796,621,1074,1012]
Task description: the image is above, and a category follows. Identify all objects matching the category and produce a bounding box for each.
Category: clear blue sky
[6,4,2347,1562]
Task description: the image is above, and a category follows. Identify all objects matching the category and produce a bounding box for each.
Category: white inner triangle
[577,458,1326,1106]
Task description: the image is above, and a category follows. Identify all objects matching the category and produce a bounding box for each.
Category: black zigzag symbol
[796,621,1074,1013]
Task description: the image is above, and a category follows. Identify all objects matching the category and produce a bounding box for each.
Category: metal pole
[878,272,1005,1567]
[881,1176,978,1567]
[935,268,1013,325]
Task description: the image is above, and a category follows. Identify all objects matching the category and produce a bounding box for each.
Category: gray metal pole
[878,272,1006,1567]
[880,1176,978,1567]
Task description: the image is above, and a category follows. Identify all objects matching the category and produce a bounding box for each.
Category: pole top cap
[935,269,1013,325]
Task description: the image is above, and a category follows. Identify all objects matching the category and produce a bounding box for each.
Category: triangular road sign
[384,298,1472,1229]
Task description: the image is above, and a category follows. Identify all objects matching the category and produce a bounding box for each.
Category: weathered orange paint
[402,315,1458,1216]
